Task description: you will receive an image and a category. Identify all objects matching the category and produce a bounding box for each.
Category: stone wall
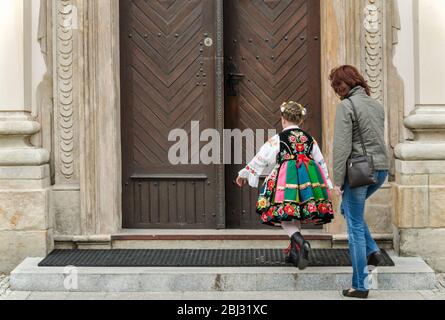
[322,0,398,237]
[393,0,445,272]
[49,0,122,238]
[0,0,53,273]
[0,163,53,272]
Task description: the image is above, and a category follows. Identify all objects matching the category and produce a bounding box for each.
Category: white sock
[281,220,302,238]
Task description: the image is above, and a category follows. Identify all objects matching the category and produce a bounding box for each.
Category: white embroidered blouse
[238,125,334,189]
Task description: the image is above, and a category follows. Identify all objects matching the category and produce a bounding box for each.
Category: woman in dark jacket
[330,65,389,299]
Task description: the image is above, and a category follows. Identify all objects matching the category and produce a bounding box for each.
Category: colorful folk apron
[256,129,334,226]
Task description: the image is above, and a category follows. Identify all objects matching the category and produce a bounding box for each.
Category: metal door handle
[227,61,245,96]
[228,72,245,80]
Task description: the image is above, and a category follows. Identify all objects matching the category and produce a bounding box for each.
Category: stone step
[55,238,394,251]
[10,254,436,292]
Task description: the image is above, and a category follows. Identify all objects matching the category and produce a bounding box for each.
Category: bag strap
[347,98,368,157]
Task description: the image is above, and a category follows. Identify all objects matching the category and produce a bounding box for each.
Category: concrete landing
[10,254,436,293]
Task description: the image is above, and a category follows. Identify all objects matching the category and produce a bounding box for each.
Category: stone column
[51,0,121,240]
[0,0,52,272]
[323,0,395,238]
[394,0,445,272]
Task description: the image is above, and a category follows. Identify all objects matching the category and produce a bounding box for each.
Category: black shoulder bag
[346,98,377,188]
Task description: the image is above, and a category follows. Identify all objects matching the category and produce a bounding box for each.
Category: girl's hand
[236,176,247,188]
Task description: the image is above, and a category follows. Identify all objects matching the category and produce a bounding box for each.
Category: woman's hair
[329,65,371,99]
[280,101,307,125]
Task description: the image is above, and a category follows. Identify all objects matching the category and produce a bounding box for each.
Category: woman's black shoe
[367,251,384,267]
[291,232,311,270]
[342,289,369,299]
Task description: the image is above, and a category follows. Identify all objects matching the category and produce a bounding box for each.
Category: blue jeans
[341,170,388,291]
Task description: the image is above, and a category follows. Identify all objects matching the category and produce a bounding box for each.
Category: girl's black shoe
[367,251,384,267]
[342,289,369,299]
[284,239,300,268]
[291,232,311,270]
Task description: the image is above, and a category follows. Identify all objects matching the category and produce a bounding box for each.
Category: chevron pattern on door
[120,0,218,229]
[227,0,321,135]
[224,0,321,228]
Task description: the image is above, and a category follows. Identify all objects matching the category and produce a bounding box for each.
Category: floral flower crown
[280,101,307,116]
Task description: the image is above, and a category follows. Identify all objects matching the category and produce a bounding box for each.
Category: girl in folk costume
[236,101,334,270]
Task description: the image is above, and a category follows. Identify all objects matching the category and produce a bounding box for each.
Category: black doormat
[38,249,395,267]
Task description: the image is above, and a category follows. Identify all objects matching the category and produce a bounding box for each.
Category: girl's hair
[329,65,371,99]
[280,101,307,125]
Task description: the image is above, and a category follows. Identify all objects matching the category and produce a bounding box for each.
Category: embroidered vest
[277,129,314,165]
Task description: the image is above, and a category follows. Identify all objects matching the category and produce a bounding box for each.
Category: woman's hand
[334,186,343,197]
[236,176,247,188]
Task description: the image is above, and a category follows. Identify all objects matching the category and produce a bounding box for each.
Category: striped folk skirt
[256,155,334,226]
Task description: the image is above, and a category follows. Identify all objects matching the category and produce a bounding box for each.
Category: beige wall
[0,0,52,273]
[0,0,45,113]
[0,0,27,110]
[393,0,445,117]
[393,0,415,118]
[31,0,47,118]
[416,0,445,105]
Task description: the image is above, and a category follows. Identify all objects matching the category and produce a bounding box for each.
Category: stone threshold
[53,230,394,243]
[111,228,332,241]
[54,230,333,250]
[52,230,394,250]
[54,229,331,242]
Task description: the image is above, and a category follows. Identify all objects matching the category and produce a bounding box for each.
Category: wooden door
[224,0,322,228]
[120,0,219,228]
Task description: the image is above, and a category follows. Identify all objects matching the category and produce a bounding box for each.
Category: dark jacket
[333,86,389,186]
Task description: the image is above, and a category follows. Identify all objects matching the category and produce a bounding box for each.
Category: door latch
[226,62,245,96]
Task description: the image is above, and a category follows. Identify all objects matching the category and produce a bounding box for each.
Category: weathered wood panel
[120,0,218,228]
[224,0,322,228]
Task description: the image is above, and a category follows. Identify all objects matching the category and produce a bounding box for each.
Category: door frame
[110,0,346,231]
[213,0,226,229]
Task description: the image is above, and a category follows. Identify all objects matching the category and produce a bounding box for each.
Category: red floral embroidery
[296,144,305,152]
[308,203,317,213]
[327,203,334,213]
[284,204,295,216]
[246,165,256,175]
[318,203,329,214]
